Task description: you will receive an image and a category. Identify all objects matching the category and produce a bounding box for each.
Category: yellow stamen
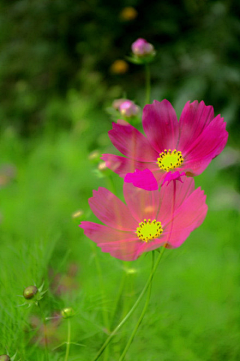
[157,149,184,171]
[136,219,163,242]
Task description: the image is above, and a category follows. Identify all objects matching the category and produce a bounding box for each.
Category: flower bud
[0,356,11,361]
[61,307,75,319]
[119,100,140,118]
[131,38,155,57]
[23,285,38,300]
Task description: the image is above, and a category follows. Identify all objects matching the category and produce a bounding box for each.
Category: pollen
[157,149,184,171]
[136,219,163,242]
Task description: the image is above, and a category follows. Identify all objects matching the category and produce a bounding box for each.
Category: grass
[0,110,239,360]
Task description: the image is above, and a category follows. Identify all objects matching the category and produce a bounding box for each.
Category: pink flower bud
[131,38,154,57]
[119,100,140,117]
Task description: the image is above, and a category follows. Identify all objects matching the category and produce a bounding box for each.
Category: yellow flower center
[136,219,163,242]
[157,149,184,171]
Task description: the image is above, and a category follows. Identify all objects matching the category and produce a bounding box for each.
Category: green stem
[92,247,165,361]
[64,319,71,361]
[145,64,151,104]
[118,252,155,361]
[110,270,127,330]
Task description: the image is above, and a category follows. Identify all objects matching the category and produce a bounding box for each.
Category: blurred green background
[0,0,240,360]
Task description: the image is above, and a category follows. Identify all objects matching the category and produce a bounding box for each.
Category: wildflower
[110,60,129,74]
[102,99,228,186]
[80,177,207,261]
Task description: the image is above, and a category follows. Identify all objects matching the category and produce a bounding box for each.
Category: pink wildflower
[102,99,228,185]
[80,177,207,261]
[131,38,155,57]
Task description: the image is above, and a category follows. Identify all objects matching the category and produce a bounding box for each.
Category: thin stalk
[110,270,127,330]
[145,64,151,104]
[118,252,155,361]
[91,246,166,361]
[64,319,71,361]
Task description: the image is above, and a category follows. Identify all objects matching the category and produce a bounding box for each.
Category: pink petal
[123,182,161,222]
[181,114,228,175]
[162,171,186,186]
[124,168,158,191]
[101,153,155,178]
[161,187,208,248]
[142,99,179,152]
[157,177,196,225]
[89,187,137,231]
[80,221,142,261]
[178,100,214,152]
[108,122,158,161]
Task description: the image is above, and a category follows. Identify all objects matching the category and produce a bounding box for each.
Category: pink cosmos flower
[80,177,207,261]
[102,99,228,185]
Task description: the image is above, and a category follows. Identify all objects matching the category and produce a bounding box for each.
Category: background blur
[0,0,240,360]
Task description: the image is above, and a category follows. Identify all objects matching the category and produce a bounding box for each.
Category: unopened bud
[112,99,140,118]
[119,100,140,118]
[131,38,155,57]
[61,307,75,319]
[0,355,11,361]
[23,286,38,300]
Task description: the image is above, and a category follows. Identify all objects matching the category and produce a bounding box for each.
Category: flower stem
[145,64,151,104]
[92,247,166,361]
[118,252,155,361]
[110,270,127,330]
[64,318,71,361]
